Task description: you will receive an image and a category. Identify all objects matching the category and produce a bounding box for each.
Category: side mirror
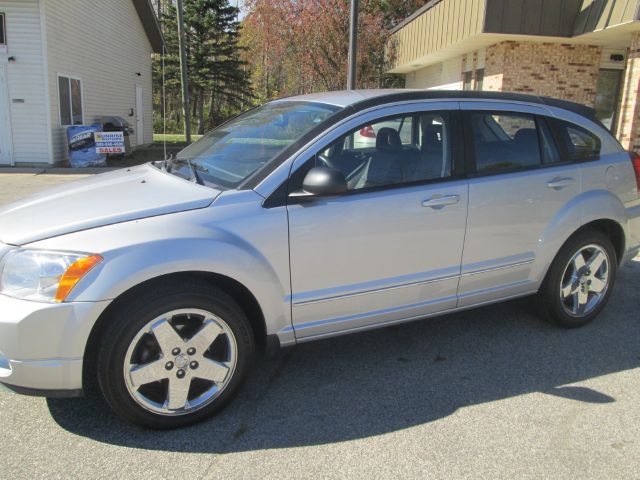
[290,166,347,199]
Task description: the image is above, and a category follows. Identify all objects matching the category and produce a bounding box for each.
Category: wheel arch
[539,218,625,290]
[82,271,269,393]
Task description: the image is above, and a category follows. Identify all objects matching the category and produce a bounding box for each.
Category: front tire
[539,229,617,328]
[96,281,255,429]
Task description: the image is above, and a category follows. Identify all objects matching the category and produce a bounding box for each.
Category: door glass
[470,112,542,173]
[595,69,623,133]
[317,112,452,190]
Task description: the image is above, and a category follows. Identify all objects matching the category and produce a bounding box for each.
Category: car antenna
[162,43,168,164]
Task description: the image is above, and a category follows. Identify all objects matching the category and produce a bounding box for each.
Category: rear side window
[469,112,558,173]
[552,119,601,161]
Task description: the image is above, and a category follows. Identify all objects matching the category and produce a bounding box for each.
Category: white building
[0,0,163,166]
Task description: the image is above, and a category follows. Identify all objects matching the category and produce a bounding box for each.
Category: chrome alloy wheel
[560,244,610,317]
[123,309,238,416]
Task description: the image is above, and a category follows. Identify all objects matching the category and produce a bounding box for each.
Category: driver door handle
[422,194,460,209]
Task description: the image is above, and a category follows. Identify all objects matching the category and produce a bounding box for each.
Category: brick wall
[616,32,640,151]
[484,41,601,105]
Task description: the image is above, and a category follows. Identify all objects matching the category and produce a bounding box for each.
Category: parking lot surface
[1,170,640,479]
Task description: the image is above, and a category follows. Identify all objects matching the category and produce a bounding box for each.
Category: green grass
[153,134,203,144]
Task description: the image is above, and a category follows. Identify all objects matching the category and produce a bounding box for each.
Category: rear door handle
[547,177,575,190]
[421,194,460,209]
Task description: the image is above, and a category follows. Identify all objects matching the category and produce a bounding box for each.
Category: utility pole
[176,0,191,142]
[347,0,358,90]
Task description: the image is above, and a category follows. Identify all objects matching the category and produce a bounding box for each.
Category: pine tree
[153,0,253,135]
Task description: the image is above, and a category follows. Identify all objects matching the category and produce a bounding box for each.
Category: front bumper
[0,293,110,396]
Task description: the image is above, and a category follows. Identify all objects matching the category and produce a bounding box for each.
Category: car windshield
[169,101,340,188]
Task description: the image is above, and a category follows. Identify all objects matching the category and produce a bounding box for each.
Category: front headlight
[0,249,102,303]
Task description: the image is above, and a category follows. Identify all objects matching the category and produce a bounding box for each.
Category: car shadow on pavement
[47,259,640,453]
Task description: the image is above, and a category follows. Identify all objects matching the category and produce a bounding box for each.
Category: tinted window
[315,111,452,191]
[553,119,601,161]
[475,69,484,91]
[0,13,5,45]
[469,112,559,173]
[463,71,473,91]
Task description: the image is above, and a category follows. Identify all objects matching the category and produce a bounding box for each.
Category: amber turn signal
[54,255,103,302]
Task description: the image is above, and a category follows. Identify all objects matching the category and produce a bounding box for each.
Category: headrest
[376,127,402,151]
[422,124,442,146]
[514,128,538,145]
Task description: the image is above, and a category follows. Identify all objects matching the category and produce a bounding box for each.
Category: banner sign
[95,131,125,154]
[67,124,107,168]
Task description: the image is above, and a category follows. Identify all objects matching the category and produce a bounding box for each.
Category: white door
[0,64,13,165]
[135,84,144,146]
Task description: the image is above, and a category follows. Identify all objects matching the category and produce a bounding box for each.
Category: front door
[0,64,13,165]
[135,84,144,146]
[287,103,468,340]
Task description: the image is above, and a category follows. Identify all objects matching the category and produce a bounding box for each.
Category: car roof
[277,89,600,124]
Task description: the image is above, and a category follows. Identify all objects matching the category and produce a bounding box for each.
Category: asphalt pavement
[1,169,640,479]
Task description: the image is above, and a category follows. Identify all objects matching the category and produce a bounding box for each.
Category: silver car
[1,90,639,429]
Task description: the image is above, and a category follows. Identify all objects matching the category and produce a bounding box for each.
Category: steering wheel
[317,153,337,169]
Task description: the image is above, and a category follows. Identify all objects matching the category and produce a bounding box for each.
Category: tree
[153,0,253,135]
[240,0,427,101]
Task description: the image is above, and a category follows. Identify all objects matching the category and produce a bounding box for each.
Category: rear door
[286,102,469,339]
[458,102,581,307]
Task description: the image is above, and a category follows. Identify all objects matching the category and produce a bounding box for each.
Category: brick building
[387,0,640,151]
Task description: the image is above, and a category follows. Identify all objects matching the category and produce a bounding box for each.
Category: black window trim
[264,109,465,208]
[462,110,582,178]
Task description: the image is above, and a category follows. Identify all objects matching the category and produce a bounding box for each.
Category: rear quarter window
[551,119,601,161]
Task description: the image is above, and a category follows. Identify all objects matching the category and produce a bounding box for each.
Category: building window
[0,13,6,45]
[595,69,623,134]
[463,71,473,91]
[58,76,83,126]
[475,69,484,91]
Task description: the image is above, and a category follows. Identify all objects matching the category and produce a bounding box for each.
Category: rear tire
[96,281,255,429]
[539,229,617,328]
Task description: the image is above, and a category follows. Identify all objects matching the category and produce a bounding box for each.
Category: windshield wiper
[184,157,204,185]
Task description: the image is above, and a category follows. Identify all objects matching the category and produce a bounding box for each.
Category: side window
[470,112,559,173]
[553,119,601,161]
[314,111,452,191]
[350,115,413,150]
[0,13,6,46]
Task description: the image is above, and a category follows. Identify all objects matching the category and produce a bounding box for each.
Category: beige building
[0,0,163,166]
[388,0,640,152]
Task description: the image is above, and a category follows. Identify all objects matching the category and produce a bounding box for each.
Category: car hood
[0,164,221,245]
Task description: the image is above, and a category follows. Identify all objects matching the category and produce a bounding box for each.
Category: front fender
[27,196,293,343]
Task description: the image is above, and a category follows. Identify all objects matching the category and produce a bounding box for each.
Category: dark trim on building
[131,0,165,53]
[484,0,583,37]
